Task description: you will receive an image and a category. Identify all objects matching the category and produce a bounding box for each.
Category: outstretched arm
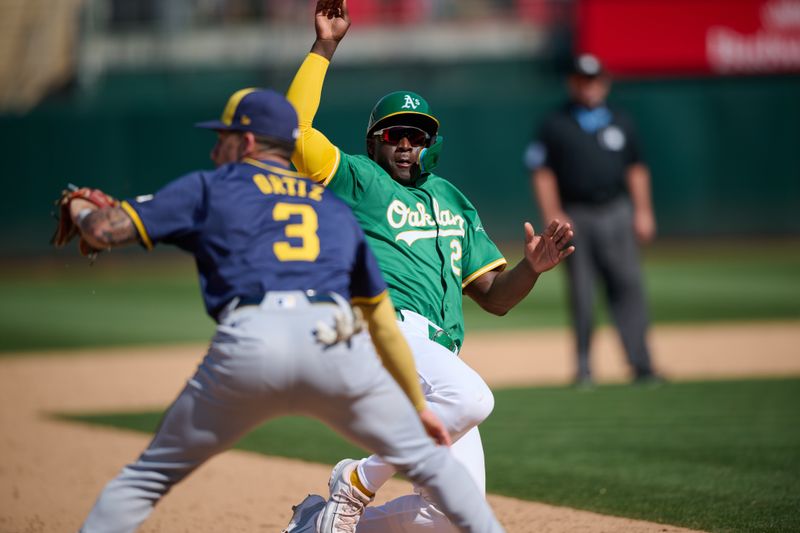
[464,220,574,315]
[286,0,351,183]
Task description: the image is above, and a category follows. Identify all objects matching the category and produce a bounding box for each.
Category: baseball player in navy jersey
[283,2,575,532]
[59,88,506,533]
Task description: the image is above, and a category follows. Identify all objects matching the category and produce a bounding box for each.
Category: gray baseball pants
[564,198,654,379]
[79,292,504,533]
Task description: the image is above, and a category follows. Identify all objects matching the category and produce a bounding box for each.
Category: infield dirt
[2,321,799,532]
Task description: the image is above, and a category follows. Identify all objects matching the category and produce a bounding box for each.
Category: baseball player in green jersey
[284,2,574,532]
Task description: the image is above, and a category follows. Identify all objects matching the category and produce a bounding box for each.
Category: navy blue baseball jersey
[120,158,387,319]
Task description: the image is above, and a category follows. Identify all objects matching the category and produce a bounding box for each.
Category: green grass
[482,379,800,533]
[2,240,799,352]
[0,255,215,352]
[463,240,800,331]
[63,378,800,533]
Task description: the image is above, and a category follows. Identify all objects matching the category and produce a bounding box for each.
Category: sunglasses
[372,126,431,147]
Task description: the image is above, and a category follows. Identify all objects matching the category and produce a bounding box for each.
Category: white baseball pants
[353,310,496,533]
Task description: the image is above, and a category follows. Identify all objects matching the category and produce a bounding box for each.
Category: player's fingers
[330,0,344,18]
[544,219,559,238]
[315,0,330,15]
[439,426,452,446]
[317,0,338,18]
[561,230,574,248]
[420,409,451,446]
[523,221,535,242]
[555,227,573,247]
[553,223,569,242]
[426,423,450,446]
[560,245,576,259]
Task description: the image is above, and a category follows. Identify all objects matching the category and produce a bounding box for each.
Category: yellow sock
[350,469,375,498]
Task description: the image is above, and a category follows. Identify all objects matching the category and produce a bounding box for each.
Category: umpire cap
[196,88,299,144]
[366,91,439,138]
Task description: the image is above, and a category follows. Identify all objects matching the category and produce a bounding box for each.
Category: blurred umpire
[526,54,662,386]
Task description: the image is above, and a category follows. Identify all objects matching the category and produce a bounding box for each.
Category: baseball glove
[314,293,366,346]
[51,184,119,256]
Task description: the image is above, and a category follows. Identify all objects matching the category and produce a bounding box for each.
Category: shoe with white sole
[317,459,374,533]
[282,494,326,533]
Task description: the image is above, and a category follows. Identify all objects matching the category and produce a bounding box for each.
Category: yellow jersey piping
[320,147,341,186]
[244,158,304,177]
[462,258,507,288]
[120,201,154,250]
[352,290,387,306]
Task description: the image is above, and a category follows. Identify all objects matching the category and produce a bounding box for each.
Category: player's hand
[418,408,452,446]
[552,210,573,228]
[51,185,118,259]
[69,197,98,223]
[315,0,350,43]
[524,220,575,274]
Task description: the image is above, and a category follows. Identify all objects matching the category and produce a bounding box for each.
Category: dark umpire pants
[564,196,654,380]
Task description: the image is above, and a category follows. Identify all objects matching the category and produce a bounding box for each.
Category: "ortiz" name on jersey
[386,198,465,245]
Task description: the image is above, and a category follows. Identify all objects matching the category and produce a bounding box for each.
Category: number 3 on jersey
[273,202,320,261]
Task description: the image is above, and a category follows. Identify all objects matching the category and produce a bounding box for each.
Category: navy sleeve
[122,171,207,249]
[349,223,388,303]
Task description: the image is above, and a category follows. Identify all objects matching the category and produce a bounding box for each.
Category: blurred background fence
[1,0,798,254]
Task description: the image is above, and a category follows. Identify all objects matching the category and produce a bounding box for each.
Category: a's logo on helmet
[401,95,420,110]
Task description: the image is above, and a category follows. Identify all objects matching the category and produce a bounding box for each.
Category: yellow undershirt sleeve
[358,296,427,413]
[286,53,340,185]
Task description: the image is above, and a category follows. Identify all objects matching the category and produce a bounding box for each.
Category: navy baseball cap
[195,88,299,144]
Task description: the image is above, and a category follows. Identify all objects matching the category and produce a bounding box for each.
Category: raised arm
[286,0,351,184]
[464,220,574,315]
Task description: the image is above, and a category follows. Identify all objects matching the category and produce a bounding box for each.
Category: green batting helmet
[366,91,440,138]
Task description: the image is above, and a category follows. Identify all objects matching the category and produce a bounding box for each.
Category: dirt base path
[2,321,798,533]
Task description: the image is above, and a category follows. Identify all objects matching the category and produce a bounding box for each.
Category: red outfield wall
[577,0,800,76]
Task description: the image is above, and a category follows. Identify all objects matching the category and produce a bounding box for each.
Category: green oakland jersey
[329,152,507,346]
